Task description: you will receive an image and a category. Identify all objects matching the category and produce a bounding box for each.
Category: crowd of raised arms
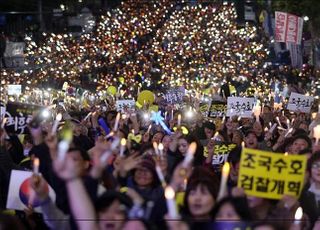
[0,1,320,230]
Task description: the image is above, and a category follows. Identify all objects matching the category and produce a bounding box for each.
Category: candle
[182,142,197,167]
[177,114,181,127]
[313,125,320,145]
[294,207,303,225]
[158,143,164,156]
[269,123,277,133]
[156,164,166,187]
[165,186,178,219]
[83,112,92,121]
[120,138,126,157]
[57,140,70,161]
[100,150,112,163]
[253,105,261,122]
[113,112,121,131]
[153,142,159,155]
[276,116,282,127]
[217,162,230,200]
[110,137,120,151]
[241,141,245,148]
[51,113,62,135]
[33,158,40,174]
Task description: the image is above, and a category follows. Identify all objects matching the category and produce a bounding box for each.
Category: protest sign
[208,101,227,118]
[199,100,211,117]
[8,85,22,96]
[116,99,135,112]
[238,148,307,199]
[275,11,303,45]
[4,102,44,134]
[204,143,237,166]
[6,170,56,212]
[227,97,255,118]
[164,87,185,104]
[287,92,314,113]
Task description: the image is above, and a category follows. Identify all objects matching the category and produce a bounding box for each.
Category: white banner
[275,11,303,45]
[227,97,255,118]
[6,170,56,212]
[116,99,135,112]
[8,85,22,96]
[287,93,314,113]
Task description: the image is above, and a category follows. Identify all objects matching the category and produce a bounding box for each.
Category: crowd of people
[1,0,320,230]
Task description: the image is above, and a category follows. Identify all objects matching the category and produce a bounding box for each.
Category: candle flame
[294,207,303,220]
[165,186,175,199]
[222,162,230,176]
[121,138,126,146]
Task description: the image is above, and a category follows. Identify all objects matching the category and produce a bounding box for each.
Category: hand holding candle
[153,142,159,155]
[156,164,166,187]
[158,143,164,157]
[182,142,197,167]
[294,207,303,225]
[51,113,62,135]
[120,138,126,157]
[217,162,230,201]
[177,114,181,127]
[33,158,40,175]
[165,186,178,219]
[113,112,121,132]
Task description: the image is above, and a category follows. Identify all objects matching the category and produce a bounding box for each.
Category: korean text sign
[275,11,303,45]
[4,102,44,134]
[227,97,255,118]
[287,92,314,113]
[115,99,135,112]
[238,148,307,199]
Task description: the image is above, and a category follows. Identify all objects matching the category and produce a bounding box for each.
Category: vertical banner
[275,11,303,45]
[238,148,307,199]
[275,11,287,43]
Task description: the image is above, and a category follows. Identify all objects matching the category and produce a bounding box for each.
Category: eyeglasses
[311,163,320,169]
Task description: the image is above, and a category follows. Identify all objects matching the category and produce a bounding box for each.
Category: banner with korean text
[287,92,314,113]
[238,148,307,199]
[4,102,44,134]
[116,99,135,112]
[227,97,255,118]
[275,11,303,45]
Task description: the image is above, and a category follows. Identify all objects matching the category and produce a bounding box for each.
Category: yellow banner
[238,148,307,199]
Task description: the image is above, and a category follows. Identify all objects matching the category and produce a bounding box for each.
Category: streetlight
[303,16,309,21]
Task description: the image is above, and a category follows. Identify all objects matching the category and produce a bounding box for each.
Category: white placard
[287,92,314,113]
[8,85,22,96]
[116,99,135,112]
[227,97,255,118]
[6,170,56,212]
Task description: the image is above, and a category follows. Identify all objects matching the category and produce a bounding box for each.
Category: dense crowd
[1,1,320,230]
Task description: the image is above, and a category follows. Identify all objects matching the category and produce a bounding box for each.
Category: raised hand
[118,153,142,177]
[30,174,50,202]
[53,154,82,181]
